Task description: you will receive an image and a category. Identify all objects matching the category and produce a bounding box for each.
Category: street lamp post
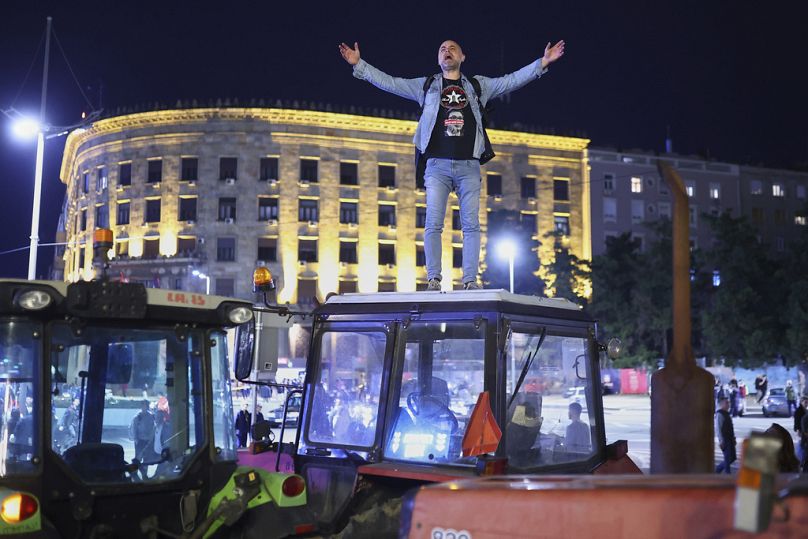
[192,270,211,294]
[497,239,517,293]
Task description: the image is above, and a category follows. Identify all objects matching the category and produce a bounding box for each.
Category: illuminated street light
[496,238,517,294]
[192,270,211,294]
[10,115,40,141]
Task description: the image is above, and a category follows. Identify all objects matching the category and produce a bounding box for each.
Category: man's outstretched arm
[339,42,427,104]
[476,40,565,103]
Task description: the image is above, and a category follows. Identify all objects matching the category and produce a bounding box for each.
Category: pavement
[603,394,797,473]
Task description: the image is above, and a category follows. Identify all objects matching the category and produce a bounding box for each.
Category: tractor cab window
[0,320,41,477]
[385,321,485,465]
[211,330,236,461]
[50,323,206,484]
[307,330,387,448]
[505,328,597,469]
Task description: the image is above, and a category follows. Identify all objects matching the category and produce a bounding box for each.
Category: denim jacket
[353,58,547,159]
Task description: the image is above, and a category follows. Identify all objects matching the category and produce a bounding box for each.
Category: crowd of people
[1,394,35,462]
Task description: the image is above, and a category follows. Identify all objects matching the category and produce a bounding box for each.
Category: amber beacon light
[253,267,275,293]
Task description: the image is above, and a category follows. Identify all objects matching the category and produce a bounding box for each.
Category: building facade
[58,107,590,303]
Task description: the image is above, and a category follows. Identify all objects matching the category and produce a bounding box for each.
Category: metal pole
[205,275,210,295]
[27,16,52,280]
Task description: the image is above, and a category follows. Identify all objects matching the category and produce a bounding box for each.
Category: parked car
[762,387,789,417]
[268,394,302,427]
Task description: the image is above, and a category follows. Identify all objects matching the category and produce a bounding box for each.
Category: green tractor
[0,270,314,537]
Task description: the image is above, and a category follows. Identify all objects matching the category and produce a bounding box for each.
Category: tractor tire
[332,497,402,539]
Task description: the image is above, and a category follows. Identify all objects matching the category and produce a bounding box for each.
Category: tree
[482,209,544,295]
[543,230,590,305]
[778,202,808,365]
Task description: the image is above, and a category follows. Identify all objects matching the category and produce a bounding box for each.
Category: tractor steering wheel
[406,392,459,433]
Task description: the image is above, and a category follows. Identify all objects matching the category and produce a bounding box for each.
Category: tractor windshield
[0,319,42,477]
[505,329,599,469]
[50,322,207,484]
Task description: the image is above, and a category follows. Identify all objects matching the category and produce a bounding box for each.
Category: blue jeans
[424,158,481,284]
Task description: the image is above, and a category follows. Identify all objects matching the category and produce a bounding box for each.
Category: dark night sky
[1,0,807,278]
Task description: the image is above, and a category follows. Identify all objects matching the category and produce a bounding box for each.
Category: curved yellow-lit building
[58,106,590,303]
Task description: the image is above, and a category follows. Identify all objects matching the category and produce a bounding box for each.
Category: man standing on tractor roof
[339,38,565,290]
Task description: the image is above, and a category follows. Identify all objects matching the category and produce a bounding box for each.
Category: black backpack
[415,75,495,188]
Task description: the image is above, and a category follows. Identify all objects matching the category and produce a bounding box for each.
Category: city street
[603,394,796,472]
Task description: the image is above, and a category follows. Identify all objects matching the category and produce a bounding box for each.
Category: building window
[554,178,570,201]
[147,160,162,183]
[95,205,108,228]
[179,197,197,222]
[487,174,502,196]
[776,237,785,252]
[82,172,90,194]
[340,202,357,224]
[145,199,161,223]
[774,209,786,225]
[217,237,236,262]
[772,183,785,197]
[379,164,396,188]
[118,163,131,186]
[452,247,462,269]
[689,206,698,228]
[143,238,160,259]
[378,204,396,226]
[631,199,645,224]
[258,197,279,221]
[257,237,277,262]
[339,241,357,264]
[520,213,537,234]
[415,206,427,229]
[300,158,318,183]
[215,278,235,297]
[658,202,671,220]
[116,202,130,225]
[116,240,129,257]
[797,185,806,199]
[795,215,807,226]
[260,157,278,182]
[709,183,720,200]
[181,158,198,182]
[554,215,570,236]
[220,157,238,181]
[297,279,318,306]
[177,237,196,255]
[452,209,461,231]
[603,173,615,192]
[379,243,396,265]
[97,168,107,192]
[751,207,764,225]
[340,162,358,185]
[416,245,425,267]
[298,239,318,262]
[299,199,319,222]
[630,176,642,193]
[520,177,536,199]
[80,209,87,231]
[378,281,396,292]
[603,198,617,223]
[750,180,763,195]
[338,280,358,294]
[218,198,237,221]
[685,181,695,198]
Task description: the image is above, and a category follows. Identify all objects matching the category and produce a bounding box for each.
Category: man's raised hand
[339,42,361,65]
[542,40,565,67]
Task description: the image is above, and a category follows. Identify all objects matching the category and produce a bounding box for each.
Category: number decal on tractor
[431,528,471,539]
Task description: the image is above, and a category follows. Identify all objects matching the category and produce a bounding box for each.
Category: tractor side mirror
[234,317,256,381]
[606,338,623,360]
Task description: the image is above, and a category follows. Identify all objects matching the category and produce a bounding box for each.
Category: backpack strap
[420,75,437,110]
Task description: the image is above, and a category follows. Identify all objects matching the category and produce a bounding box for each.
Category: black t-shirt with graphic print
[424,77,477,160]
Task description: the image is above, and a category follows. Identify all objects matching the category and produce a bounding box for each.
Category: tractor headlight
[228,306,253,324]
[16,289,53,311]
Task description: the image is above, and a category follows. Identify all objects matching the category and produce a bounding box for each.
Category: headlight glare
[228,306,254,324]
[17,289,53,311]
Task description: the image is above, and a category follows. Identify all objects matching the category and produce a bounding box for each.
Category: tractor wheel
[333,497,402,539]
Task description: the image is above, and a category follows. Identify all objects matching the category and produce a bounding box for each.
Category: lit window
[97,167,107,192]
[630,176,642,193]
[258,198,279,221]
[796,215,807,226]
[685,181,695,198]
[712,270,721,287]
[772,183,785,197]
[750,180,763,195]
[709,183,720,200]
[554,215,570,235]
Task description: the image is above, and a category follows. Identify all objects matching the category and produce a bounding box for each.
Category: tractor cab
[237,288,625,534]
[0,277,309,538]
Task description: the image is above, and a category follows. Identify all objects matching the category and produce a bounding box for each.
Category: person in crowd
[565,402,591,454]
[763,423,800,473]
[729,379,739,417]
[255,404,265,424]
[715,395,736,474]
[797,396,808,470]
[758,374,768,404]
[130,400,156,478]
[234,403,251,448]
[58,398,81,450]
[785,380,797,417]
